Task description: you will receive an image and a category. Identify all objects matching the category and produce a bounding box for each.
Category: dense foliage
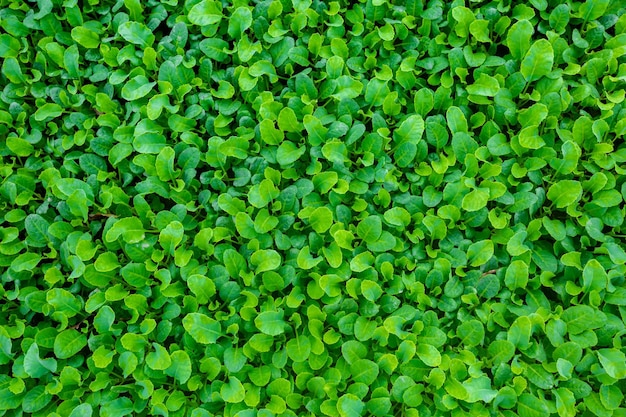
[2,0,626,416]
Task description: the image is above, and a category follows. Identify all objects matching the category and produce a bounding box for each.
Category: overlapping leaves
[1,0,626,416]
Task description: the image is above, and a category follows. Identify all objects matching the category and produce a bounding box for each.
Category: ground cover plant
[1,0,626,415]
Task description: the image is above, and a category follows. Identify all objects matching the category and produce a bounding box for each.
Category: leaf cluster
[1,0,626,416]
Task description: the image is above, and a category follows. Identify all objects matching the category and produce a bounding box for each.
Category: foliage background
[1,0,626,416]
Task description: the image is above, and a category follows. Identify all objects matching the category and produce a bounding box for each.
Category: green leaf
[0,34,20,58]
[357,216,383,243]
[331,75,363,100]
[100,398,133,417]
[416,344,442,367]
[394,114,425,144]
[467,73,500,96]
[445,377,469,400]
[337,394,365,417]
[548,180,583,208]
[24,344,57,378]
[505,260,529,290]
[446,106,468,134]
[277,107,300,132]
[146,343,172,371]
[517,393,549,417]
[555,388,576,417]
[524,364,555,389]
[303,115,327,145]
[248,179,278,208]
[221,377,245,403]
[297,245,322,270]
[259,119,284,145]
[350,251,375,272]
[364,79,389,106]
[276,141,306,165]
[71,26,100,49]
[549,4,570,33]
[488,340,515,365]
[121,75,156,101]
[561,305,605,335]
[600,384,623,410]
[24,214,50,247]
[105,217,145,244]
[188,0,223,26]
[452,6,475,38]
[47,289,81,317]
[199,38,229,61]
[218,194,246,216]
[470,19,491,43]
[322,140,348,164]
[463,376,498,403]
[94,252,119,272]
[2,57,25,84]
[212,80,235,99]
[384,207,411,228]
[224,347,247,373]
[506,20,533,61]
[123,0,144,20]
[34,103,63,121]
[22,386,52,413]
[467,240,494,267]
[350,359,379,384]
[187,274,216,304]
[169,114,195,133]
[309,206,333,234]
[255,311,287,336]
[361,280,383,301]
[6,137,34,157]
[326,56,345,79]
[228,7,252,38]
[518,125,546,149]
[286,336,311,362]
[249,61,278,84]
[250,249,281,273]
[553,342,583,364]
[54,329,87,359]
[507,230,530,256]
[224,249,248,278]
[11,252,41,272]
[598,349,626,379]
[394,142,417,167]
[457,320,484,347]
[367,397,392,417]
[579,0,610,22]
[582,259,607,293]
[182,313,222,344]
[64,44,80,77]
[462,188,489,212]
[69,404,93,417]
[520,39,554,82]
[155,146,178,181]
[159,221,185,254]
[342,341,367,365]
